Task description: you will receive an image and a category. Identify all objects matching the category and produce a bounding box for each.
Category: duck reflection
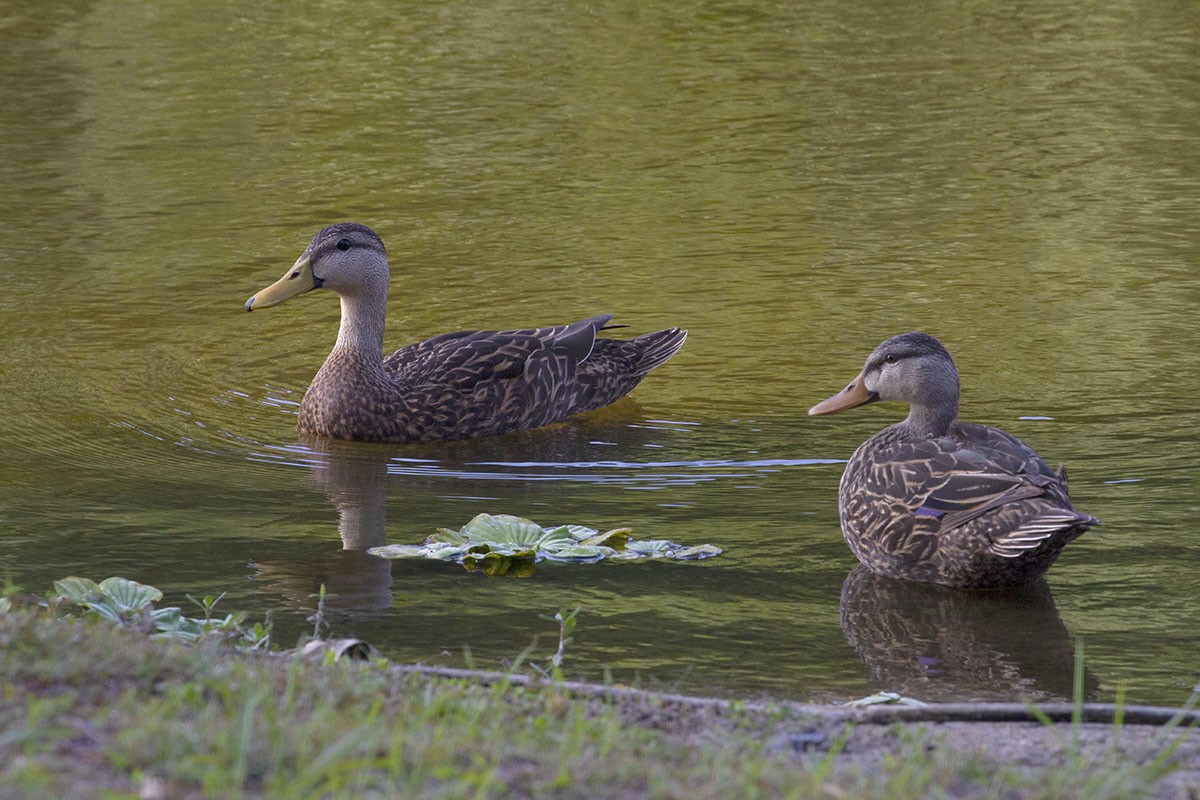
[252,438,397,617]
[253,403,681,616]
[839,565,1096,702]
[304,437,393,551]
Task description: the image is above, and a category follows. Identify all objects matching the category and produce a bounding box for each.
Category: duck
[808,332,1097,588]
[245,223,687,443]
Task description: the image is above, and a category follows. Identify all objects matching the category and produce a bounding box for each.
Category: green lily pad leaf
[464,551,536,577]
[151,606,182,625]
[53,577,104,605]
[54,576,164,622]
[367,544,429,560]
[151,607,207,641]
[452,513,546,547]
[427,544,467,560]
[432,527,468,545]
[624,539,675,556]
[578,528,631,550]
[98,577,163,613]
[367,513,722,576]
[47,576,268,650]
[670,544,724,560]
[559,524,599,541]
[542,544,616,562]
[534,527,575,547]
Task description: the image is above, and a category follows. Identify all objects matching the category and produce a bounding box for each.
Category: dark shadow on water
[839,564,1097,703]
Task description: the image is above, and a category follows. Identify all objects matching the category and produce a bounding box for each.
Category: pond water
[2,1,1198,705]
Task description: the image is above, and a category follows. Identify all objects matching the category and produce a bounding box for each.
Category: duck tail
[631,328,688,374]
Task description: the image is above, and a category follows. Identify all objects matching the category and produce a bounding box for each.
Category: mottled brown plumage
[809,332,1097,588]
[246,223,686,443]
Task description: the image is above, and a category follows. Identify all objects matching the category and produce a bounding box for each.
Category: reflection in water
[246,407,824,620]
[839,565,1096,702]
[252,548,395,619]
[249,407,762,618]
[252,440,396,617]
[245,401,831,493]
[304,438,394,552]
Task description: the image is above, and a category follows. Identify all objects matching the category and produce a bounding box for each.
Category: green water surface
[1,1,1197,704]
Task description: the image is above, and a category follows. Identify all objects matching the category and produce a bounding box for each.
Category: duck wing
[368,314,683,439]
[892,427,1094,558]
[382,315,611,389]
[374,315,631,437]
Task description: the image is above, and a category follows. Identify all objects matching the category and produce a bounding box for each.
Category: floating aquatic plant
[368,513,722,576]
[844,692,927,708]
[49,576,270,649]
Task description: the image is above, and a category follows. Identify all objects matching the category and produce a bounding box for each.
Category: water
[2,0,1198,705]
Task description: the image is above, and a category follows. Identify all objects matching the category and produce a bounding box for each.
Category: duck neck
[901,398,958,439]
[331,289,388,368]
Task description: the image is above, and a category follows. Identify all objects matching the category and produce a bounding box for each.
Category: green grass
[1020,638,1200,800]
[0,602,1197,799]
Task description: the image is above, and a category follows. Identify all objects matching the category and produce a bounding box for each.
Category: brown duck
[245,223,687,443]
[809,332,1097,588]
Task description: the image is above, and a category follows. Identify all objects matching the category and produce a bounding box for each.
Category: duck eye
[884,354,898,364]
[336,238,351,251]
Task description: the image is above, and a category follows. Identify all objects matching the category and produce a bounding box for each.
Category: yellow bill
[245,254,318,312]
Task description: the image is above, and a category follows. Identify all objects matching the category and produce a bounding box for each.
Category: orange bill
[808,370,875,416]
